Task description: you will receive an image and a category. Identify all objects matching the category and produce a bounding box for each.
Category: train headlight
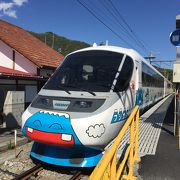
[74,101,92,108]
[31,95,105,113]
[41,98,51,106]
[31,96,52,108]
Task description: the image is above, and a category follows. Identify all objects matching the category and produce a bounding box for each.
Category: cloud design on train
[86,124,105,138]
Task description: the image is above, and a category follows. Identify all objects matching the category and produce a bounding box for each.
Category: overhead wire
[107,0,151,55]
[99,0,140,43]
[92,0,139,47]
[101,0,152,55]
[77,0,153,56]
[87,0,127,37]
[76,0,138,49]
[77,0,174,70]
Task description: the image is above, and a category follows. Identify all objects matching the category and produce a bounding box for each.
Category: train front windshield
[44,50,124,92]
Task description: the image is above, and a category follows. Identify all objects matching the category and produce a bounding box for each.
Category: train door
[135,61,139,92]
[134,60,143,107]
[129,60,139,108]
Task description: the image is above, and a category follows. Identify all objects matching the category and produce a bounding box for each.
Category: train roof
[70,45,143,60]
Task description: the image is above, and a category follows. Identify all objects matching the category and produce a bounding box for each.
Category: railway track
[12,163,87,180]
[70,170,84,180]
[12,164,43,180]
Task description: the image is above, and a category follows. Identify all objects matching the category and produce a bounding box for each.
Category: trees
[30,31,90,56]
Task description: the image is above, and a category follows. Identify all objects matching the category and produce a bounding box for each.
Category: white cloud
[0,2,13,11]
[86,124,105,138]
[0,0,28,18]
[12,0,28,6]
[4,9,17,18]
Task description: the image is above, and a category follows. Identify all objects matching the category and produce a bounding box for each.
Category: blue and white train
[22,45,172,167]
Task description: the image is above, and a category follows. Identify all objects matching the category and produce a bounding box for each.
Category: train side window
[142,61,164,88]
[115,56,134,91]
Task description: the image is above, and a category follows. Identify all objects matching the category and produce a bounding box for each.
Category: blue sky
[0,0,180,69]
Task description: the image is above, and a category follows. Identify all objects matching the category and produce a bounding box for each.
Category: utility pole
[144,52,156,64]
[52,32,54,49]
[44,33,46,44]
[172,15,180,137]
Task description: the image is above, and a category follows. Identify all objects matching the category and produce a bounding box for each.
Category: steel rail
[13,164,43,180]
[69,171,83,180]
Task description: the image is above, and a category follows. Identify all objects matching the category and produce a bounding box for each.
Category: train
[22,45,173,167]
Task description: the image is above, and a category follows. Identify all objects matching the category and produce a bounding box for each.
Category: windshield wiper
[80,87,96,96]
[63,84,96,96]
[58,85,71,95]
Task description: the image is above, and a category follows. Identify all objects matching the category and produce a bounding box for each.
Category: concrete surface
[0,128,29,153]
[139,95,180,180]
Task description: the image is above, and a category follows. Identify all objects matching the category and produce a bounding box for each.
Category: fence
[89,106,140,180]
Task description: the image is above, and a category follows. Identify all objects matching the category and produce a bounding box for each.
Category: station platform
[105,94,178,179]
[139,94,180,179]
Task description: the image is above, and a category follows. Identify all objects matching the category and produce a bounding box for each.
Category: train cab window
[82,65,94,81]
[43,50,124,92]
[114,56,134,91]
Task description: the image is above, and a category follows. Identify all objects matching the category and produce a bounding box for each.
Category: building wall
[15,52,37,74]
[18,80,38,104]
[0,40,54,128]
[0,40,37,74]
[0,40,13,68]
[0,79,38,104]
[0,78,38,127]
[40,68,55,78]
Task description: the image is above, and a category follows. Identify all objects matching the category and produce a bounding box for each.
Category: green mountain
[153,65,173,82]
[30,31,173,82]
[30,31,90,56]
[160,68,173,82]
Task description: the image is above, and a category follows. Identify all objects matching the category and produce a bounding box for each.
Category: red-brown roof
[0,66,41,78]
[0,19,64,68]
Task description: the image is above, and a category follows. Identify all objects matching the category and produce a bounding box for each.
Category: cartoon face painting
[22,111,81,147]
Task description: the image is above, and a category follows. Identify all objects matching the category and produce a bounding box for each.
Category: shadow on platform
[139,95,180,180]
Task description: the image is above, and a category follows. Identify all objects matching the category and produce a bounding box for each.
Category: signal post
[171,15,180,139]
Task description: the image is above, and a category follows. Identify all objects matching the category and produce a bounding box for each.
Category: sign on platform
[170,29,180,46]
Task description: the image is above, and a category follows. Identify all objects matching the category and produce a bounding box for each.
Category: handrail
[89,106,140,180]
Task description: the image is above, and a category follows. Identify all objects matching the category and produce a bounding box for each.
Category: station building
[0,19,64,128]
